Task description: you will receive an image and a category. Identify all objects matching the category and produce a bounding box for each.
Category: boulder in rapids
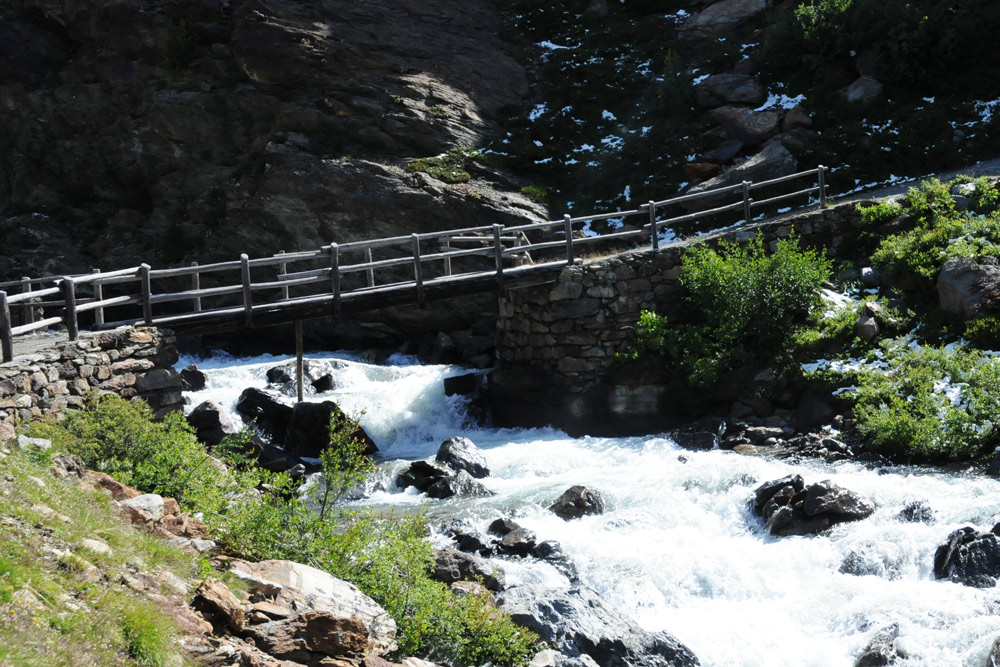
[435,436,490,478]
[751,476,874,537]
[549,485,606,520]
[284,401,377,458]
[933,525,1000,588]
[432,548,503,591]
[236,387,293,442]
[187,400,238,448]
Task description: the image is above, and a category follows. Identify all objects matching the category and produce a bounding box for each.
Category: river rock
[751,477,874,537]
[187,400,238,448]
[432,548,503,591]
[498,584,700,667]
[489,518,538,557]
[988,637,1000,667]
[933,525,1000,588]
[897,501,934,523]
[179,364,207,391]
[121,493,165,525]
[284,400,377,458]
[937,257,1000,321]
[841,75,884,105]
[236,387,293,443]
[435,436,490,478]
[230,559,397,654]
[397,461,451,493]
[533,540,580,581]
[549,486,606,520]
[426,469,493,499]
[267,359,342,394]
[854,623,902,667]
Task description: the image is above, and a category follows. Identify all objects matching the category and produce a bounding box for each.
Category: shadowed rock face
[0,0,542,280]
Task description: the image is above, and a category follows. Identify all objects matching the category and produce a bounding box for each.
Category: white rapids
[181,350,1000,667]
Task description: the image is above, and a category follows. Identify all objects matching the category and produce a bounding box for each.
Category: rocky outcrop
[751,475,875,537]
[0,0,543,285]
[678,0,768,40]
[937,257,1000,321]
[498,584,700,667]
[933,525,1000,588]
[396,460,493,499]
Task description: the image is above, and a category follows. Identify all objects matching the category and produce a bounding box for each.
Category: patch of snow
[641,126,653,137]
[533,140,544,147]
[602,110,617,121]
[535,157,553,164]
[529,104,547,122]
[601,135,625,151]
[576,144,595,153]
[623,185,631,202]
[922,97,936,104]
[756,93,806,111]
[537,41,575,51]
[692,74,710,85]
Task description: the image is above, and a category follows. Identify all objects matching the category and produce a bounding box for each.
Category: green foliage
[520,184,549,204]
[842,341,1000,459]
[857,200,902,226]
[971,177,1000,214]
[620,234,832,386]
[426,104,449,118]
[406,148,477,184]
[121,602,172,666]
[32,398,537,666]
[903,178,955,220]
[964,315,1000,349]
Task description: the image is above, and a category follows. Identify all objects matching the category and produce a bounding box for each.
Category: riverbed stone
[432,548,503,591]
[854,623,901,667]
[426,469,494,499]
[435,436,490,478]
[751,476,874,537]
[187,400,238,448]
[549,485,606,520]
[933,525,1000,588]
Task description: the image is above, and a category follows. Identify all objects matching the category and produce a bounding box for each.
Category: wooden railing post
[742,181,752,223]
[648,200,658,251]
[442,239,453,276]
[190,262,202,312]
[277,251,290,300]
[20,277,34,326]
[140,263,153,325]
[62,277,78,340]
[818,165,827,208]
[240,253,254,328]
[0,291,12,362]
[563,214,575,266]
[92,269,105,327]
[411,234,424,305]
[329,243,341,317]
[295,320,304,403]
[492,224,504,290]
[364,247,375,287]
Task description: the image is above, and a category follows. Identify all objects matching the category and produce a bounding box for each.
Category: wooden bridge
[0,167,828,362]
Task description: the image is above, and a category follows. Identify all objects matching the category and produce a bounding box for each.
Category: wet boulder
[426,470,493,499]
[397,461,451,493]
[432,548,503,592]
[532,540,579,581]
[284,401,377,458]
[897,501,934,523]
[933,525,1000,588]
[751,476,875,537]
[498,584,700,667]
[549,485,606,521]
[187,400,238,448]
[236,388,293,442]
[179,364,207,391]
[854,623,902,667]
[489,518,537,557]
[436,436,490,478]
[266,359,343,394]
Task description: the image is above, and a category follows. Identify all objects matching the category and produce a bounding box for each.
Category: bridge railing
[0,166,828,362]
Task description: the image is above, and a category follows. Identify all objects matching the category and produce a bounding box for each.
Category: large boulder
[751,476,875,537]
[266,359,344,394]
[937,257,1000,321]
[284,400,377,458]
[678,0,767,39]
[187,400,238,448]
[397,461,451,493]
[933,525,1000,588]
[854,623,902,667]
[229,559,397,654]
[708,106,780,146]
[498,585,700,667]
[684,141,798,211]
[694,73,766,108]
[236,388,293,442]
[432,548,504,592]
[426,469,493,499]
[179,364,207,391]
[243,611,374,663]
[489,518,538,557]
[549,486,606,521]
[840,75,883,105]
[435,436,490,478]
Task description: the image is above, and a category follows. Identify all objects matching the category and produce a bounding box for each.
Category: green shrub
[121,602,172,666]
[971,177,1000,214]
[824,341,1000,460]
[857,200,902,226]
[620,234,832,386]
[520,184,549,204]
[902,177,955,220]
[406,148,477,184]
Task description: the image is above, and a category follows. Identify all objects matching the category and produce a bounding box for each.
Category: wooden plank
[140,263,153,325]
[330,243,341,318]
[749,186,818,210]
[818,165,827,207]
[649,201,658,251]
[493,225,504,290]
[61,277,78,341]
[364,247,375,287]
[0,291,12,362]
[149,284,243,305]
[92,269,104,326]
[248,248,326,268]
[338,255,413,273]
[240,253,253,328]
[191,262,202,312]
[295,320,304,403]
[412,234,424,305]
[751,168,820,190]
[149,259,240,278]
[20,277,34,325]
[651,181,745,208]
[76,266,142,285]
[251,275,328,291]
[742,181,752,223]
[277,251,290,300]
[76,295,137,313]
[7,286,61,304]
[278,267,330,281]
[441,239,452,276]
[563,215,575,265]
[11,316,63,336]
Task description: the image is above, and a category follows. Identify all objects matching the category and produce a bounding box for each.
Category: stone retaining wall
[490,201,865,435]
[0,327,183,442]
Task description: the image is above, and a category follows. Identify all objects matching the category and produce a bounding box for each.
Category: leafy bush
[857,200,902,226]
[903,178,955,220]
[621,234,832,386]
[31,397,538,666]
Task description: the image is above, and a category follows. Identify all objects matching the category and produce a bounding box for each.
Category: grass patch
[406,147,477,184]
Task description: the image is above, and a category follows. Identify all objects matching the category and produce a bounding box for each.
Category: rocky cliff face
[0,0,544,280]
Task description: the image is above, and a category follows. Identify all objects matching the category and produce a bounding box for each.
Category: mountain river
[181,350,1000,667]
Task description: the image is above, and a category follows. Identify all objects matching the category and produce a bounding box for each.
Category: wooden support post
[295,320,304,403]
[0,291,12,363]
[742,181,752,223]
[277,251,290,300]
[62,277,78,341]
[411,234,424,305]
[648,200,658,251]
[563,214,575,266]
[21,277,34,326]
[818,165,827,208]
[240,253,254,328]
[191,262,202,312]
[92,269,105,327]
[140,264,153,325]
[442,239,452,276]
[364,247,375,287]
[329,243,341,318]
[492,224,504,291]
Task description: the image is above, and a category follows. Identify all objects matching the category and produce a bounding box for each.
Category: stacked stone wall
[0,327,183,442]
[491,201,864,434]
